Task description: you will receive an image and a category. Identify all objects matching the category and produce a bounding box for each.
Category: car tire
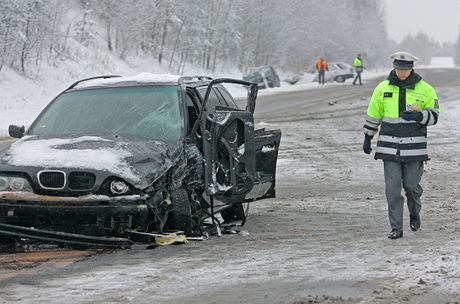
[221,202,248,224]
[170,187,193,235]
[335,76,345,83]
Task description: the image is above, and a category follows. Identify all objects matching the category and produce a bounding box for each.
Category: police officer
[362,51,441,239]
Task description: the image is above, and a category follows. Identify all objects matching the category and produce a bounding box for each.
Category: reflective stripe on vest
[375,146,397,155]
[400,149,428,156]
[379,135,427,144]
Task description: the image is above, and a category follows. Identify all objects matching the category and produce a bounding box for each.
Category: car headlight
[10,177,26,191]
[0,176,33,192]
[0,177,8,191]
[110,180,129,195]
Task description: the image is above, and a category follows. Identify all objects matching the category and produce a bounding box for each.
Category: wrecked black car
[0,74,281,248]
[243,66,281,89]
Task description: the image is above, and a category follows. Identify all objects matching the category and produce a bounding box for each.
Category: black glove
[401,111,423,122]
[363,135,372,154]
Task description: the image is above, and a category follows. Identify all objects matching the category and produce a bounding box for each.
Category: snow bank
[428,56,455,68]
[224,68,388,100]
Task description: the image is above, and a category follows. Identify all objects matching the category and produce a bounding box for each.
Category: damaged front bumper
[0,222,133,248]
[0,191,150,217]
[0,191,157,244]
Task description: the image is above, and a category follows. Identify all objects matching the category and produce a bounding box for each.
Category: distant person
[352,54,363,85]
[315,57,328,85]
[362,51,441,239]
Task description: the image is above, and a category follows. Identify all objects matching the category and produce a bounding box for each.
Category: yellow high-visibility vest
[363,75,440,162]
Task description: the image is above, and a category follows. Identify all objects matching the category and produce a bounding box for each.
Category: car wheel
[335,76,345,83]
[221,202,249,224]
[170,187,193,235]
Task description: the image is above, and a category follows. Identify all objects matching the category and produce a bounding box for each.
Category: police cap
[390,51,418,70]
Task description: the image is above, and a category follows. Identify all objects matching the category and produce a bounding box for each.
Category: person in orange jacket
[315,57,328,85]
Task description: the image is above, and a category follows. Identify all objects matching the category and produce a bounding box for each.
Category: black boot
[388,229,403,239]
[410,215,421,231]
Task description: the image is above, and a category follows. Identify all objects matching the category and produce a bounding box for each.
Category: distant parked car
[313,62,355,83]
[243,66,280,89]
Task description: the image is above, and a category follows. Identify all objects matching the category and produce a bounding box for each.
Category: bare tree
[1,0,397,76]
[399,32,438,65]
[74,0,95,46]
[454,27,460,66]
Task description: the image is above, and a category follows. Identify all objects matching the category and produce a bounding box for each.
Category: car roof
[68,73,213,91]
[248,65,274,70]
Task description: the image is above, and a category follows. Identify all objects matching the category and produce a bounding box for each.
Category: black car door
[247,127,281,201]
[214,86,281,201]
[196,80,257,202]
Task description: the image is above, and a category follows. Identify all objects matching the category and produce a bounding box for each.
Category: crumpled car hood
[0,135,181,189]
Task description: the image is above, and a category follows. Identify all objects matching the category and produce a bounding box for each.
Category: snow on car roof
[75,73,181,89]
[5,136,141,183]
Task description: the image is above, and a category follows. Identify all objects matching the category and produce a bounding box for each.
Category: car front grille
[68,172,95,190]
[38,171,66,189]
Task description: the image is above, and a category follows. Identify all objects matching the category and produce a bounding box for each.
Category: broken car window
[216,87,239,109]
[197,87,222,112]
[28,86,184,143]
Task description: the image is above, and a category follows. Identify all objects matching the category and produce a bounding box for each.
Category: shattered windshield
[28,86,184,143]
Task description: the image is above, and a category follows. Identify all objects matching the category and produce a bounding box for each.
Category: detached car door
[248,127,281,201]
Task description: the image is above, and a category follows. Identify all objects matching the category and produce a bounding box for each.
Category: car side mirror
[8,125,25,138]
[246,83,258,115]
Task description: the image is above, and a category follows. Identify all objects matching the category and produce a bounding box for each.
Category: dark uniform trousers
[384,160,424,231]
[318,70,325,85]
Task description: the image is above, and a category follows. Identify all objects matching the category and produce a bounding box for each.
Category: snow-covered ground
[225,68,388,100]
[427,56,456,68]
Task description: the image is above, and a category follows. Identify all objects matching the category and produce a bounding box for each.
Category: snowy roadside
[223,69,387,100]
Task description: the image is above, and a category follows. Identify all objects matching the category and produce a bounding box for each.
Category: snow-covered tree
[0,0,70,74]
[0,0,427,76]
[0,0,21,71]
[74,0,96,47]
[399,32,437,65]
[454,27,460,66]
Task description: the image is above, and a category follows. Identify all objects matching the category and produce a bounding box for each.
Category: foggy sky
[384,0,460,44]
